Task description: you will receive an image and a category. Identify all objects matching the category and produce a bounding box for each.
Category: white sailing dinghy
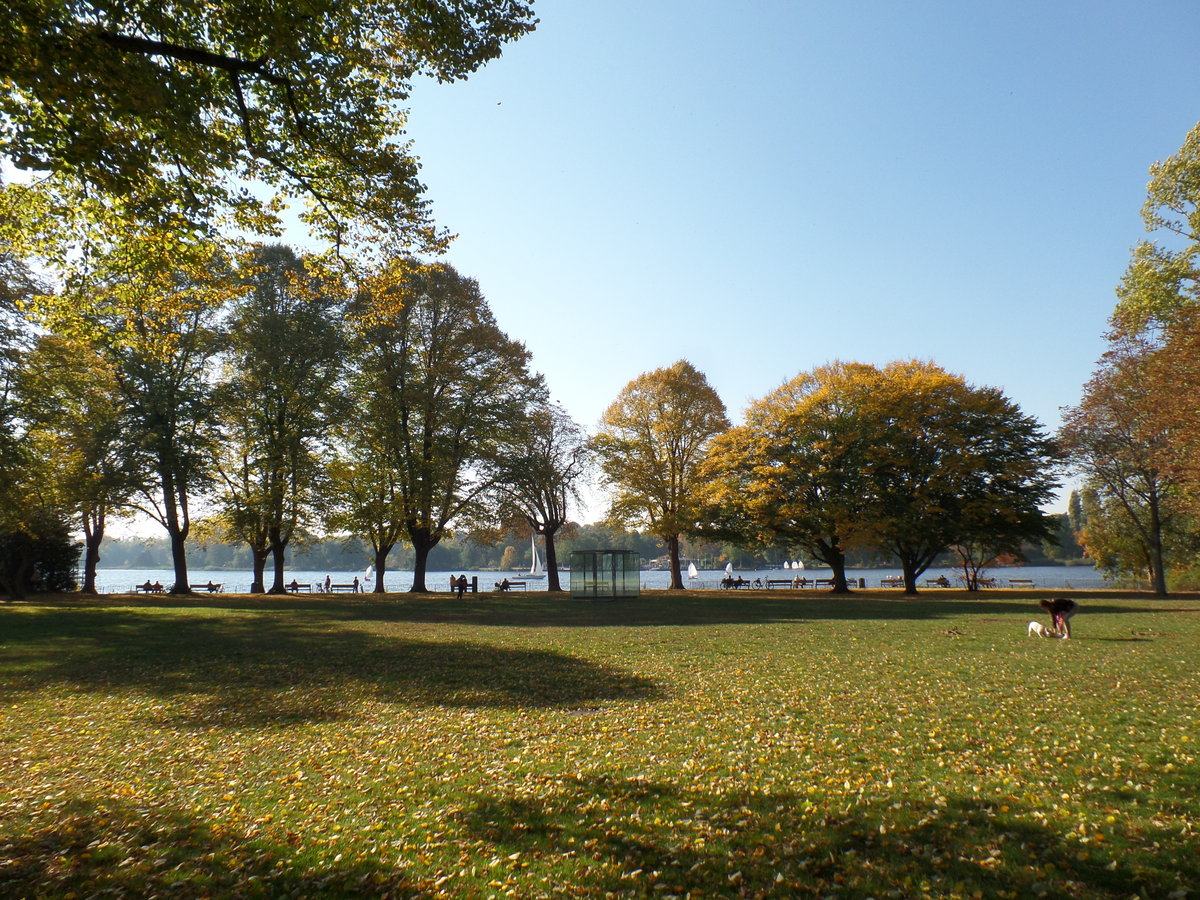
[527,535,547,579]
[687,562,699,579]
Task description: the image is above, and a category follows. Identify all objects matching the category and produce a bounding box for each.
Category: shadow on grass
[0,797,422,899]
[453,773,1199,899]
[18,589,1198,631]
[0,609,660,725]
[6,772,1197,899]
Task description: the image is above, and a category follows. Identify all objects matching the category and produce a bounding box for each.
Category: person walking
[455,575,468,599]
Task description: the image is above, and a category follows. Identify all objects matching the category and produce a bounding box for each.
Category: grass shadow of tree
[0,797,426,898]
[453,773,1198,898]
[0,609,661,727]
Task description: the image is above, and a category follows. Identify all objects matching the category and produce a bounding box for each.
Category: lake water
[93,563,1106,594]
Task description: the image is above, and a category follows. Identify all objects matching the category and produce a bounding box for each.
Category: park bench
[1008,578,1036,588]
[925,578,951,588]
[880,576,904,587]
[765,578,798,589]
[448,576,479,594]
[329,583,358,592]
[497,580,527,591]
[286,582,312,592]
[190,582,223,593]
[132,584,166,594]
[814,578,837,588]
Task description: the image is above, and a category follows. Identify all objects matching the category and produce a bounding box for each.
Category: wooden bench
[880,577,904,587]
[925,578,951,588]
[329,583,358,593]
[765,578,801,589]
[286,582,312,593]
[1008,578,1036,588]
[496,580,527,591]
[132,584,166,594]
[190,582,223,593]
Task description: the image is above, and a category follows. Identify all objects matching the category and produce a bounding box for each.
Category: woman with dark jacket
[1039,597,1079,639]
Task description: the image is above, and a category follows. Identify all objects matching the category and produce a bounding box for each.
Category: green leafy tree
[594,360,729,590]
[1114,122,1200,332]
[335,259,545,592]
[212,245,345,592]
[1,0,536,252]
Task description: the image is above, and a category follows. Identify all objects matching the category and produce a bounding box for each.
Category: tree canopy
[594,360,729,590]
[1,0,536,253]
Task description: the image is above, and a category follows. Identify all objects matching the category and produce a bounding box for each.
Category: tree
[1114,122,1200,332]
[18,334,138,593]
[337,259,545,592]
[497,402,592,592]
[212,245,345,592]
[700,361,1057,594]
[864,361,1059,595]
[594,360,729,590]
[699,363,881,593]
[1,1,536,253]
[21,232,232,594]
[1060,338,1184,595]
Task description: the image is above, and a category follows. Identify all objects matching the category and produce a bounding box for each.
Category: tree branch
[97,31,288,86]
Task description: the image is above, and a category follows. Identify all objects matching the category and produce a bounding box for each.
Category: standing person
[455,575,467,599]
[324,574,331,592]
[353,576,360,592]
[1039,597,1079,639]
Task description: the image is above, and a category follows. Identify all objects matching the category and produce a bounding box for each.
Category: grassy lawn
[2,589,1198,899]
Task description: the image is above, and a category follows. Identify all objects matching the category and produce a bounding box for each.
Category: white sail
[783,560,790,569]
[364,564,374,585]
[795,560,804,570]
[528,535,546,578]
[687,562,698,579]
[725,562,733,576]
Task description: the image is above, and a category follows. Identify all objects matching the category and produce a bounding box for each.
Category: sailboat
[783,560,790,570]
[526,535,547,579]
[687,562,699,579]
[725,562,733,577]
[794,560,804,570]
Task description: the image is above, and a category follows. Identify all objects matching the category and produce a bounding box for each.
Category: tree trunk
[666,533,684,590]
[371,545,391,593]
[248,545,269,593]
[814,538,851,592]
[1148,496,1168,597]
[901,560,919,596]
[544,523,564,592]
[267,527,289,593]
[81,511,105,594]
[160,470,192,594]
[409,529,437,593]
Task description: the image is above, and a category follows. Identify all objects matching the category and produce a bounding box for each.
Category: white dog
[1028,620,1055,638]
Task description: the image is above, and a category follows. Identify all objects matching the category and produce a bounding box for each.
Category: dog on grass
[1027,620,1056,638]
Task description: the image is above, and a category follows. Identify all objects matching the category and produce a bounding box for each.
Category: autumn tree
[863,361,1059,595]
[335,259,545,592]
[18,334,139,593]
[1060,338,1185,595]
[20,231,233,593]
[698,363,881,593]
[1,0,536,253]
[212,246,346,593]
[0,254,79,598]
[594,361,729,590]
[497,402,592,592]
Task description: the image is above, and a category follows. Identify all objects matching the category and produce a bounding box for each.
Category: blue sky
[380,1,1200,513]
